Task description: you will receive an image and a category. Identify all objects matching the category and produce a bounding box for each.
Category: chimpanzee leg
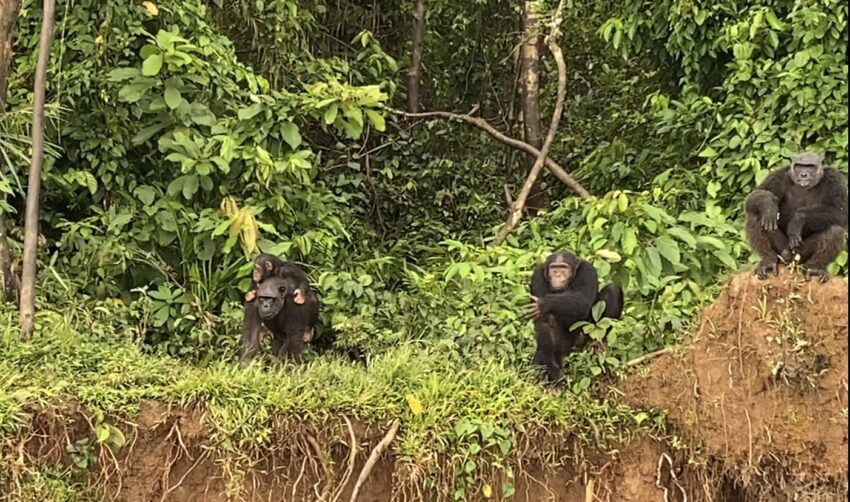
[280,327,305,363]
[796,226,846,282]
[239,302,263,367]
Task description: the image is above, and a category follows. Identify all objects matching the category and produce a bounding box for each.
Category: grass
[0,304,652,499]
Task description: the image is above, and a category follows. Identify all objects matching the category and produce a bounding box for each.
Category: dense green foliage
[1,0,846,429]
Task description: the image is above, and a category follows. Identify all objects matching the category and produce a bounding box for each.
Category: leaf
[132,121,169,145]
[482,484,492,498]
[95,425,110,443]
[698,146,717,158]
[238,103,262,121]
[281,122,302,149]
[793,50,810,67]
[365,109,386,131]
[142,1,159,15]
[134,186,157,205]
[118,82,153,103]
[182,174,199,199]
[188,102,217,126]
[667,227,697,248]
[142,53,163,76]
[255,146,273,166]
[595,249,622,263]
[621,227,638,255]
[655,236,681,265]
[696,235,725,250]
[323,104,338,125]
[592,300,606,322]
[713,249,738,269]
[502,483,516,498]
[164,85,182,109]
[405,394,423,415]
[644,247,662,276]
[107,67,140,82]
[750,10,763,39]
[84,172,98,194]
[765,10,784,30]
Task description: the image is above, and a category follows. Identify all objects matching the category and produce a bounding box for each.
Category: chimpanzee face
[253,257,275,283]
[789,152,824,189]
[257,278,288,320]
[548,262,572,291]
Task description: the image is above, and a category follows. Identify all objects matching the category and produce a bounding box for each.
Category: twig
[585,478,595,502]
[655,452,687,502]
[493,0,569,245]
[624,347,674,367]
[331,416,358,502]
[305,434,331,479]
[349,419,400,502]
[389,108,590,199]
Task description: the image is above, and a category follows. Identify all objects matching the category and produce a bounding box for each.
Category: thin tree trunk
[20,0,55,340]
[0,0,21,304]
[519,0,548,213]
[407,0,427,113]
[493,0,568,246]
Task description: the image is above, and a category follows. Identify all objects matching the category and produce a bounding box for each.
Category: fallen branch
[624,347,674,368]
[493,0,568,245]
[349,419,400,502]
[388,109,590,199]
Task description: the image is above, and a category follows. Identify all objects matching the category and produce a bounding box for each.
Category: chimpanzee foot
[804,267,830,283]
[755,259,779,279]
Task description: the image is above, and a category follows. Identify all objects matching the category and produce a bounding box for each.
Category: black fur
[745,152,848,282]
[530,251,624,384]
[240,258,318,366]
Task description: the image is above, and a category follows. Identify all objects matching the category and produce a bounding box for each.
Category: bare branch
[390,108,590,199]
[493,0,569,245]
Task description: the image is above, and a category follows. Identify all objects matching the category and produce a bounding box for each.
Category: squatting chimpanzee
[528,251,624,384]
[745,152,848,283]
[240,265,319,366]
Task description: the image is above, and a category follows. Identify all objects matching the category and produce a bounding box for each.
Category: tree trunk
[493,0,568,245]
[0,0,21,304]
[407,0,427,113]
[519,0,548,213]
[20,0,55,340]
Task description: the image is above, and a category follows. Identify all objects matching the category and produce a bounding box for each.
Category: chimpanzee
[528,251,624,384]
[239,265,320,366]
[240,276,320,365]
[745,152,848,283]
[245,253,310,305]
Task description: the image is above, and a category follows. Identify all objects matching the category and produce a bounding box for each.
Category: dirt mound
[625,271,849,500]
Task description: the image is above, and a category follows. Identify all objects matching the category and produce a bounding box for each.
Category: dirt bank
[624,271,848,501]
[4,271,847,501]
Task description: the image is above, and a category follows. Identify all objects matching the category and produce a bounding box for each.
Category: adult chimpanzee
[528,251,624,384]
[240,263,319,366]
[745,152,848,283]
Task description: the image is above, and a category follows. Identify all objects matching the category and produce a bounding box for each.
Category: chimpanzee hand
[245,290,257,302]
[760,206,779,232]
[787,214,804,250]
[527,296,543,319]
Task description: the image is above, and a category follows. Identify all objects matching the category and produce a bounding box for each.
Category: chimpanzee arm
[530,265,550,297]
[539,261,599,326]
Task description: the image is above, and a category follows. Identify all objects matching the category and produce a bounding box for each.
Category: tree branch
[389,108,590,200]
[493,0,568,246]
